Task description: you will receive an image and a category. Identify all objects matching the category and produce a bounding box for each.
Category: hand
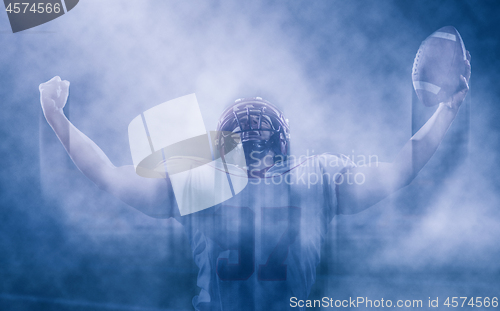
[39,76,70,114]
[446,51,471,110]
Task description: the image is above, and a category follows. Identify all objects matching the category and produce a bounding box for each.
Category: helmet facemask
[216,98,290,168]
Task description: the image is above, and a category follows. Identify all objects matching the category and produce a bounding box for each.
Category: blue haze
[1,0,499,310]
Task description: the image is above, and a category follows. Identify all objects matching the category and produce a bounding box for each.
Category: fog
[1,0,499,309]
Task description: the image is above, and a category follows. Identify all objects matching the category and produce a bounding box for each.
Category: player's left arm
[337,52,471,214]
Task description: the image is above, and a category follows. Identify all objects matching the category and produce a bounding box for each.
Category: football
[412,26,467,107]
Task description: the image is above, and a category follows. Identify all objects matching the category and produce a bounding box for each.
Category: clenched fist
[39,76,70,115]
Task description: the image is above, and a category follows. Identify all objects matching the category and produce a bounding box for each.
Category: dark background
[1,0,499,310]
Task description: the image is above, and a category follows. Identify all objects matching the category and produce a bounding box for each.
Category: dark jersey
[174,154,353,311]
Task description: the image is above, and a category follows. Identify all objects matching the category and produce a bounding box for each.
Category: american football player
[39,52,470,311]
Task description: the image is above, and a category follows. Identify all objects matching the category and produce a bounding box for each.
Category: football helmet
[216,97,290,165]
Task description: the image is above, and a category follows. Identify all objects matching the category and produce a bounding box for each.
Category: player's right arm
[40,76,175,218]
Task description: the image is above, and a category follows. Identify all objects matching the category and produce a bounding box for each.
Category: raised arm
[40,76,176,218]
[338,52,471,214]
